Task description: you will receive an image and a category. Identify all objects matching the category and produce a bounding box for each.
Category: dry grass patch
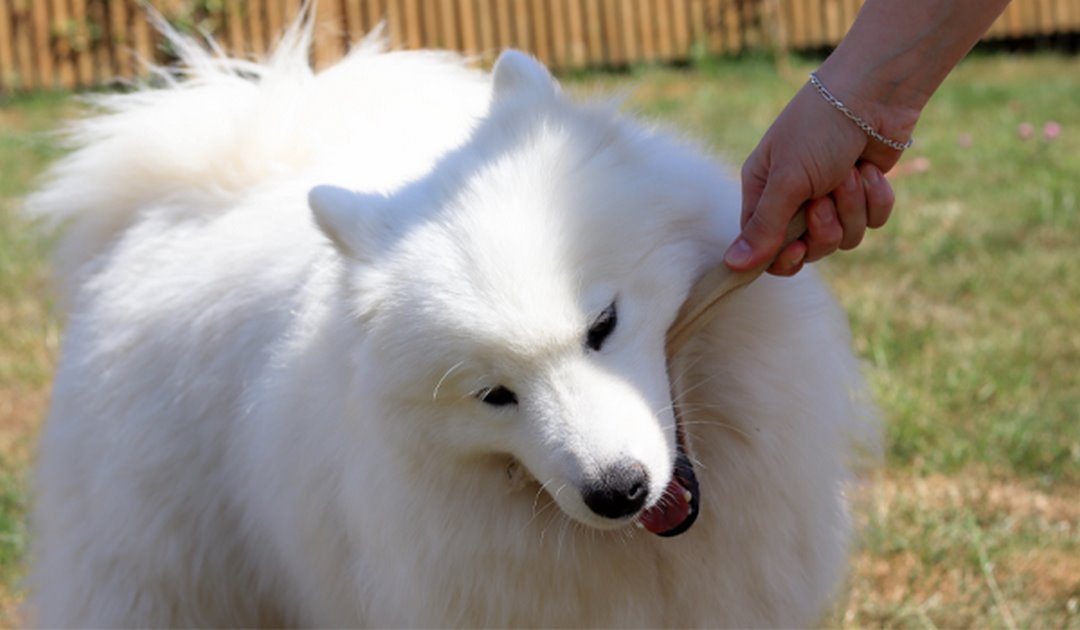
[840,472,1080,628]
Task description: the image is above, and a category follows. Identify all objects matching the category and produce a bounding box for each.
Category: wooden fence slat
[313,0,343,66]
[530,0,550,63]
[847,0,862,32]
[49,0,78,88]
[385,0,404,47]
[725,0,743,52]
[248,0,267,54]
[565,0,586,66]
[224,0,245,54]
[789,0,805,47]
[0,2,18,90]
[620,0,637,61]
[1064,0,1074,28]
[761,0,786,52]
[1065,0,1079,29]
[587,0,604,63]
[548,0,567,66]
[457,0,477,55]
[442,0,460,48]
[493,0,512,49]
[133,1,156,74]
[807,0,820,46]
[13,1,35,89]
[1041,0,1057,33]
[702,0,718,54]
[69,0,92,85]
[403,0,421,48]
[87,0,112,84]
[654,0,672,60]
[343,0,363,42]
[31,0,54,89]
[1031,0,1043,33]
[265,0,284,42]
[823,0,840,43]
[671,0,690,57]
[359,0,377,32]
[283,0,300,26]
[600,0,626,63]
[401,0,416,48]
[107,0,130,78]
[689,0,706,54]
[420,0,438,46]
[476,0,496,55]
[1007,0,1024,37]
[636,0,655,62]
[439,0,459,50]
[511,0,528,50]
[1016,0,1033,36]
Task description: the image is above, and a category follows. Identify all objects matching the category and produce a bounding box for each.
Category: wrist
[815,53,924,151]
[808,71,914,152]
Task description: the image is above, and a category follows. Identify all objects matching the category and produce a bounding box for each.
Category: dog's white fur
[28,22,878,628]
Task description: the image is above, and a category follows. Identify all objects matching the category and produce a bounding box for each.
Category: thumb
[725,175,805,272]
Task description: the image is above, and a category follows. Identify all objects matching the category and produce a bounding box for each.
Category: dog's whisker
[432,360,465,401]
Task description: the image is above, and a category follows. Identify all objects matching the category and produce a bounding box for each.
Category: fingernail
[724,238,752,267]
[790,249,806,269]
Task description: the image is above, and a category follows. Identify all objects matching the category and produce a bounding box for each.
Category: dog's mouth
[637,410,700,537]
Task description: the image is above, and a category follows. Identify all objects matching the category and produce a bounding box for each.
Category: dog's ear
[492,50,557,102]
[308,185,391,261]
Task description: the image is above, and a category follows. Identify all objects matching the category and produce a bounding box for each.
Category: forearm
[818,0,1011,140]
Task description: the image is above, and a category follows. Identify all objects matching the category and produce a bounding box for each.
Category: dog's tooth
[682,489,693,503]
[634,520,644,529]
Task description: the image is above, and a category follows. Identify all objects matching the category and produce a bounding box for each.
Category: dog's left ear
[492,50,558,102]
[308,185,392,261]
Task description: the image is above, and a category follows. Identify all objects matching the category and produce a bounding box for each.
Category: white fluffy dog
[27,22,878,628]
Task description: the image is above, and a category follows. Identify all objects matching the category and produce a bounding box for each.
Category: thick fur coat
[28,23,878,628]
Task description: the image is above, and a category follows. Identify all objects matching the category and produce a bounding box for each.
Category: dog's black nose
[583,461,650,519]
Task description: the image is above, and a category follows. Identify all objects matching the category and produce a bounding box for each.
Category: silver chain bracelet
[808,72,913,151]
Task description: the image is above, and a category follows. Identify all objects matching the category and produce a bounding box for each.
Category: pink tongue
[638,477,693,535]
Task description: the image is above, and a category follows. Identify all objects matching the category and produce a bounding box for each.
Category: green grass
[1,55,1078,626]
[0,90,70,623]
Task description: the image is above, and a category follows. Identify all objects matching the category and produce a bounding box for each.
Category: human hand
[724,79,901,276]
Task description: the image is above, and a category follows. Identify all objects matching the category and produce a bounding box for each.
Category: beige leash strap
[666,211,808,357]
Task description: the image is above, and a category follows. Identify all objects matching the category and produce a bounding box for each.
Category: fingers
[797,164,894,269]
[726,169,807,272]
[834,167,868,251]
[860,163,894,229]
[803,196,843,263]
[766,240,807,276]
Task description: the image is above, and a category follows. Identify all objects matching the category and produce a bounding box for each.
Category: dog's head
[310,51,737,535]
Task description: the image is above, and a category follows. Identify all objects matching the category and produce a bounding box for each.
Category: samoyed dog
[28,21,878,628]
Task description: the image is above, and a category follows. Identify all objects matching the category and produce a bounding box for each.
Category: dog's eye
[586,302,617,352]
[478,385,518,407]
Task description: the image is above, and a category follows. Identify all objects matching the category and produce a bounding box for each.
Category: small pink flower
[957,133,972,148]
[1044,121,1061,141]
[1018,122,1035,139]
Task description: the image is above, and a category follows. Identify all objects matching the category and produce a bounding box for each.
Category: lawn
[1,52,1078,627]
